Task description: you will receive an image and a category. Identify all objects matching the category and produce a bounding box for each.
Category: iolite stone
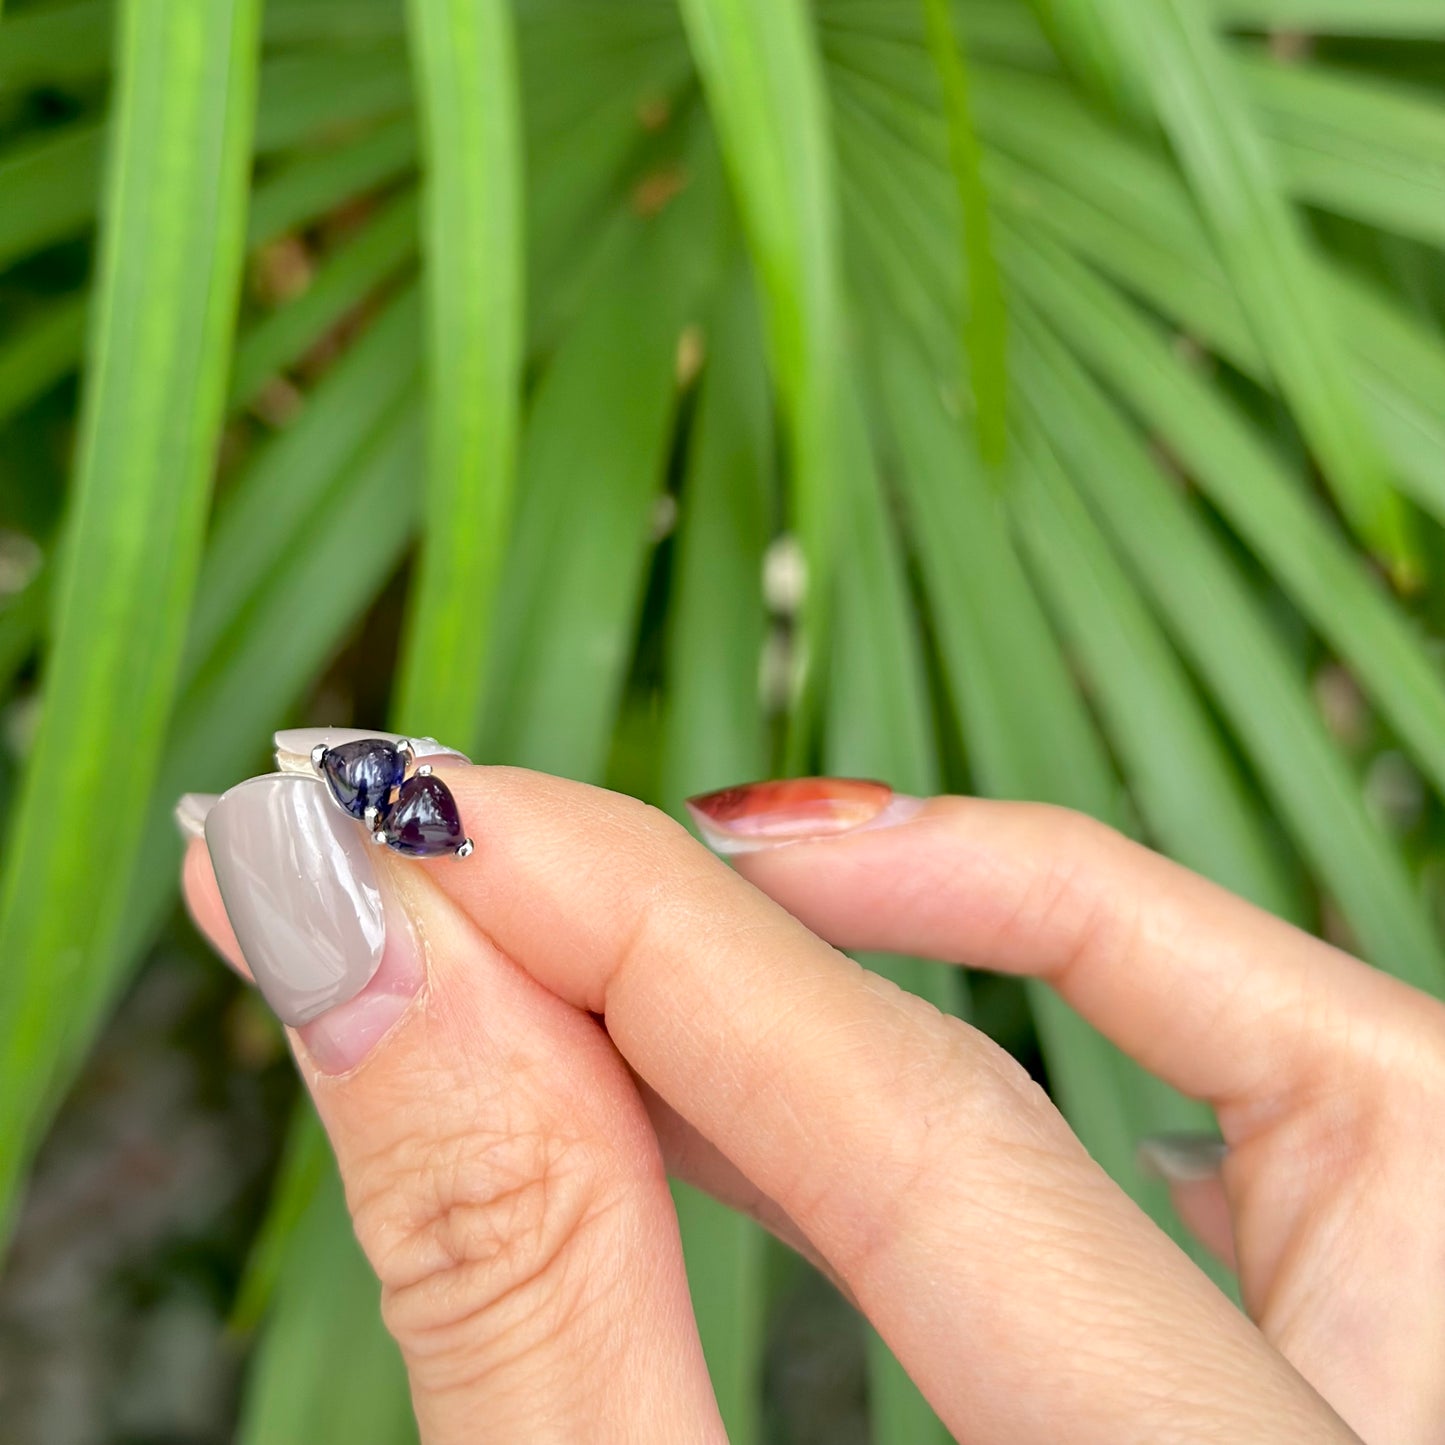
[320,739,406,821]
[381,773,467,857]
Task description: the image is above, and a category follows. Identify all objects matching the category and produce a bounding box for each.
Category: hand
[180,747,1445,1442]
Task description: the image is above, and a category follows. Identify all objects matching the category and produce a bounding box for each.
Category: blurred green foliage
[2,0,1445,1439]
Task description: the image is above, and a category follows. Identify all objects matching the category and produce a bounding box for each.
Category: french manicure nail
[1137,1133,1228,1184]
[174,792,221,841]
[685,778,922,855]
[204,773,417,1058]
[274,726,469,775]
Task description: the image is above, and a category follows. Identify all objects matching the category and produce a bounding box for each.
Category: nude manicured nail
[174,792,221,841]
[204,773,416,1054]
[294,924,423,1076]
[686,778,921,855]
[1137,1133,1228,1184]
[273,726,469,774]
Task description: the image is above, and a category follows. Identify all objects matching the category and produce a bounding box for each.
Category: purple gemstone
[320,739,406,821]
[381,773,467,857]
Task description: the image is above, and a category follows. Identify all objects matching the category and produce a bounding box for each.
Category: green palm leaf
[393,0,523,746]
[678,0,844,739]
[4,0,1445,1437]
[1061,0,1417,575]
[0,0,262,1244]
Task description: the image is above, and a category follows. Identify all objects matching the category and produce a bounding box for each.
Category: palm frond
[2,0,1443,1435]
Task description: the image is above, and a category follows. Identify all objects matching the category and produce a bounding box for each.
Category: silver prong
[310,742,329,773]
[394,737,415,766]
[371,828,389,846]
[455,838,474,859]
[416,763,433,777]
[363,805,379,830]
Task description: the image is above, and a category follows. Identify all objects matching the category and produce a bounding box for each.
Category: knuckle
[1347,997,1445,1137]
[928,1007,1078,1156]
[800,978,1080,1284]
[348,1116,624,1381]
[1258,983,1445,1184]
[552,790,718,1010]
[1392,989,1445,1082]
[999,807,1133,972]
[1026,803,1118,861]
[588,788,697,870]
[603,809,733,988]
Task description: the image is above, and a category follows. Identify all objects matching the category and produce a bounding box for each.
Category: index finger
[425,765,1347,1444]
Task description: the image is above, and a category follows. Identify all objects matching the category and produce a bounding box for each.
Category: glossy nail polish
[296,921,424,1075]
[205,773,390,1027]
[686,778,920,855]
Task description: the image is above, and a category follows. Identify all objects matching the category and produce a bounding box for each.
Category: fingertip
[181,834,250,979]
[181,757,725,1441]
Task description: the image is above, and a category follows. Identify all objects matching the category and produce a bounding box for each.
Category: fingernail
[174,792,221,841]
[204,773,421,1071]
[294,920,423,1075]
[274,726,469,774]
[685,778,922,855]
[1137,1133,1228,1184]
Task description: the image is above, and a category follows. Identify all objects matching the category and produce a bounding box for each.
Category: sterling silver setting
[309,735,473,860]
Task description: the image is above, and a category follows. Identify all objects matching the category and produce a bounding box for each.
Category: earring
[311,737,473,859]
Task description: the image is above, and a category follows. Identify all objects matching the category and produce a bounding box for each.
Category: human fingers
[181,818,818,1269]
[179,765,724,1445]
[690,782,1421,1114]
[698,779,1445,1441]
[413,766,1351,1444]
[639,1082,835,1277]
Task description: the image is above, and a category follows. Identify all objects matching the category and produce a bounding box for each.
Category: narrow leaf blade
[392,0,525,748]
[0,0,263,1243]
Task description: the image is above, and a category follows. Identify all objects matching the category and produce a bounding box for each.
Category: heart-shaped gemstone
[319,739,406,820]
[381,773,468,857]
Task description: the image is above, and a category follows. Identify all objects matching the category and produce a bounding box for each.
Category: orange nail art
[686,778,899,853]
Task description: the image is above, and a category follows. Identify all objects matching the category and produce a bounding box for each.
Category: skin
[181,768,1445,1443]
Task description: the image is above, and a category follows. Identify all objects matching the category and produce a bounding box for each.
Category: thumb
[184,751,724,1445]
